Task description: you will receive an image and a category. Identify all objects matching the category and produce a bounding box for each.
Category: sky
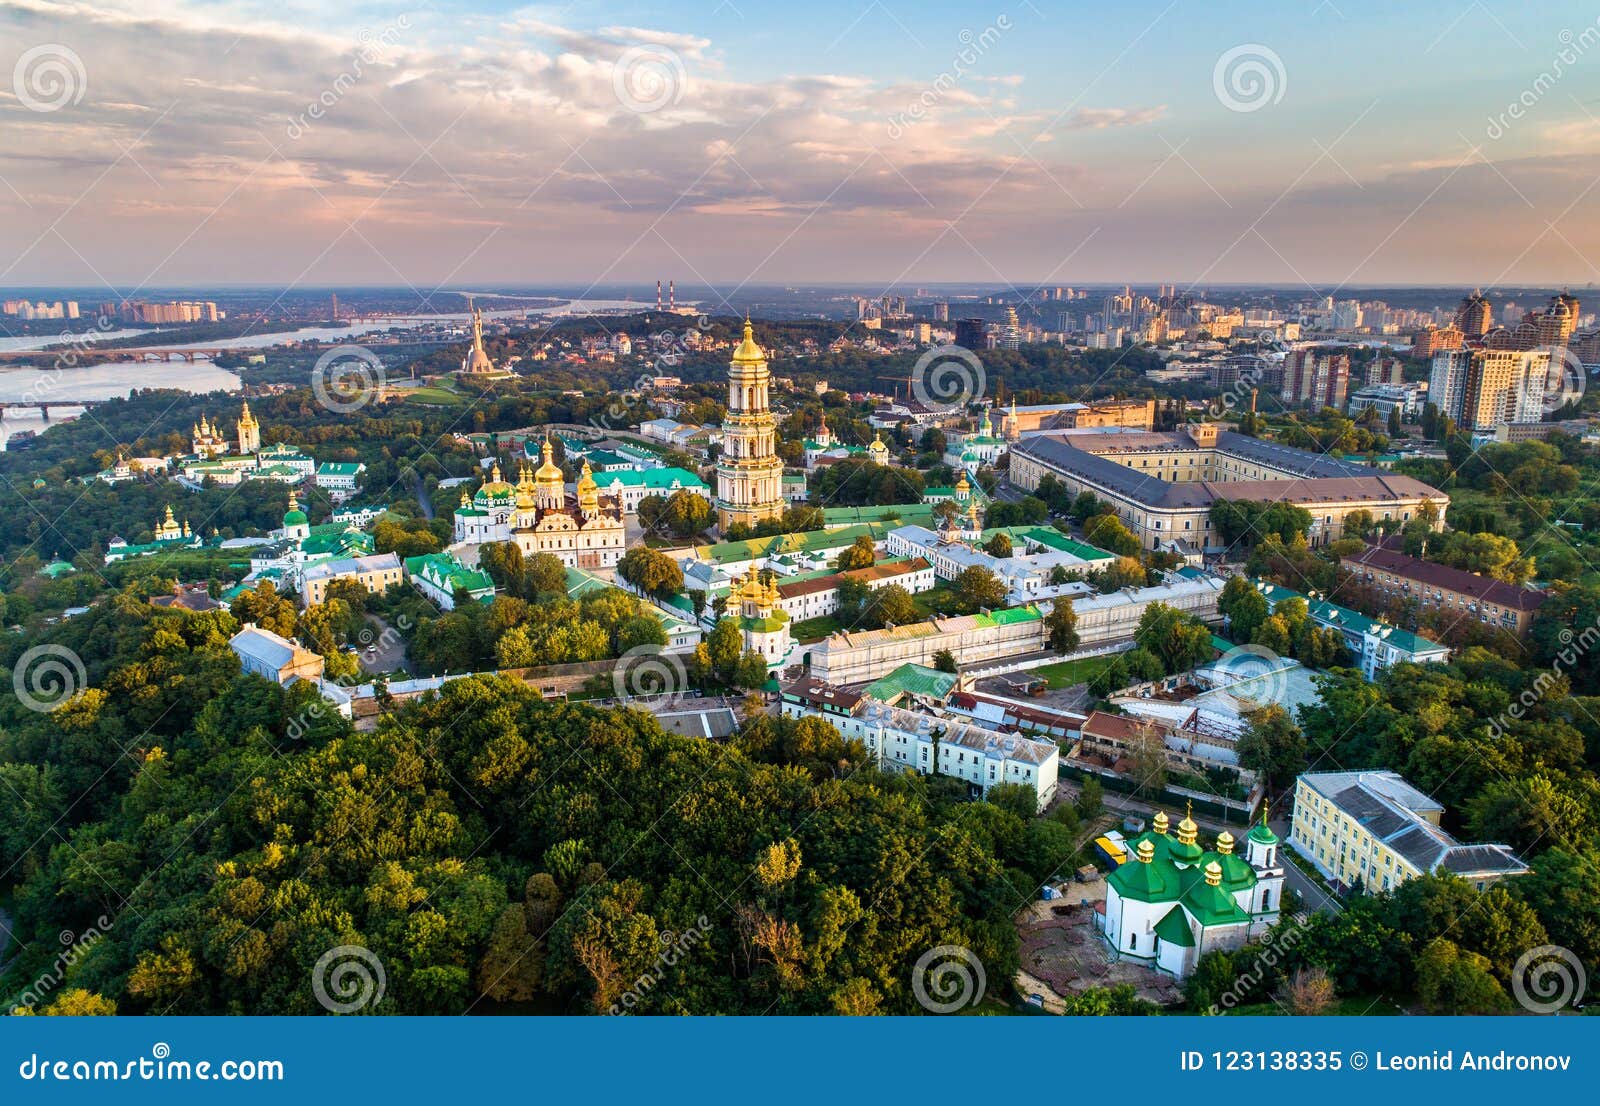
[3,0,1600,294]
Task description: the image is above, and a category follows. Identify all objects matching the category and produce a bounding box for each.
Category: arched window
[1261,889,1272,911]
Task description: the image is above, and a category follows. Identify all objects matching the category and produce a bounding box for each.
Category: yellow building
[1288,770,1527,893]
[299,551,404,608]
[715,319,786,530]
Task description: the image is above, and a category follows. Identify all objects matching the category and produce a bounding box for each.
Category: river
[0,297,679,447]
[3,298,676,356]
[0,361,241,448]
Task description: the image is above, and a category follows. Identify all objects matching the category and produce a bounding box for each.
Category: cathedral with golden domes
[452,439,626,568]
[1099,805,1284,979]
[715,319,786,531]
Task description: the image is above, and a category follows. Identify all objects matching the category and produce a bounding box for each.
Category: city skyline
[4,0,1600,290]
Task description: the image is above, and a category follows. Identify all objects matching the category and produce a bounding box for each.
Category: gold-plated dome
[1216,830,1236,855]
[1153,810,1170,835]
[1204,860,1223,886]
[1136,839,1155,864]
[731,317,766,365]
[534,438,564,484]
[1177,800,1198,844]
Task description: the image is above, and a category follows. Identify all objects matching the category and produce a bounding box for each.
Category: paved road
[357,615,411,676]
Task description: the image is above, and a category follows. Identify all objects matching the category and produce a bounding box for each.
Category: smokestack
[669,280,675,311]
[656,281,662,312]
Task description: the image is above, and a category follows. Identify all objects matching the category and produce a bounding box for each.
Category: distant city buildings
[2,299,79,320]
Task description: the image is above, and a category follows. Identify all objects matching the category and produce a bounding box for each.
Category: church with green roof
[1099,806,1284,979]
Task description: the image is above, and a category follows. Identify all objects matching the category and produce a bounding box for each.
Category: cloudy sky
[3,0,1600,291]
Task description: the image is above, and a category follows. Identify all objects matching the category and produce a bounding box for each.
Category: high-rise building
[954,318,988,351]
[1281,348,1349,409]
[1454,291,1492,339]
[998,307,1022,350]
[1455,348,1552,431]
[932,302,949,322]
[1412,324,1463,357]
[1428,350,1471,424]
[1366,357,1404,386]
[715,319,786,531]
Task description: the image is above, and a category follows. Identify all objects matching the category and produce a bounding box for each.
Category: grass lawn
[792,615,844,643]
[403,385,468,406]
[1032,654,1116,690]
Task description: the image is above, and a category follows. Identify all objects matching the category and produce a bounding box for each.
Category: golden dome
[1136,839,1155,864]
[731,318,766,365]
[1178,801,1198,843]
[515,464,537,509]
[577,460,599,510]
[1153,811,1170,835]
[1204,860,1223,887]
[955,470,970,491]
[535,439,564,483]
[1216,830,1236,855]
[868,431,888,454]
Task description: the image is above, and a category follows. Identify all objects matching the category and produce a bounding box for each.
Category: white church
[1098,806,1284,979]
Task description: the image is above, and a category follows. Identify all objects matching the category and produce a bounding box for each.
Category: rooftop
[1342,539,1546,613]
[1299,770,1528,878]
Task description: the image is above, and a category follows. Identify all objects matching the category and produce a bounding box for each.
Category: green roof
[1153,906,1196,947]
[821,503,933,528]
[740,613,789,633]
[864,663,957,705]
[1248,821,1279,846]
[1011,527,1113,560]
[317,462,362,475]
[593,467,708,491]
[1254,578,1445,657]
[1107,851,1179,902]
[693,523,894,566]
[979,605,1042,627]
[404,553,494,598]
[1182,872,1251,927]
[1203,848,1257,891]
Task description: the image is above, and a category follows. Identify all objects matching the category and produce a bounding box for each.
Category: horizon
[5,1,1600,290]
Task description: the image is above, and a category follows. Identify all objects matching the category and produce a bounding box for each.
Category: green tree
[834,535,877,571]
[1235,705,1307,794]
[1044,597,1079,653]
[949,566,1007,613]
[617,546,684,599]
